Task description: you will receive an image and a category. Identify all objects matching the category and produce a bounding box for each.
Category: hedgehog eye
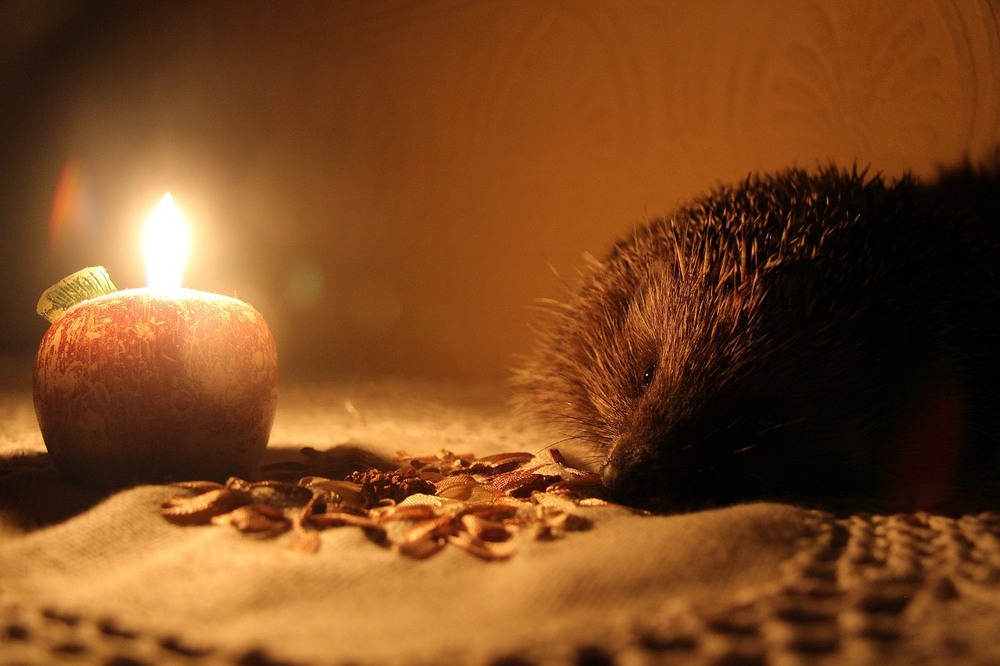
[640,362,657,389]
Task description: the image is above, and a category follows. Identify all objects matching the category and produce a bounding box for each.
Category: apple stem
[37,266,119,323]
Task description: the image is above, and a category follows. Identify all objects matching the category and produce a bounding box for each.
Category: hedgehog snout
[600,452,646,501]
[600,430,670,501]
[599,458,622,494]
[599,436,633,498]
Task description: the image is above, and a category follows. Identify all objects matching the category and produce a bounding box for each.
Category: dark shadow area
[931,151,1000,515]
[0,444,397,532]
[0,451,108,531]
[256,444,395,482]
[932,149,1000,294]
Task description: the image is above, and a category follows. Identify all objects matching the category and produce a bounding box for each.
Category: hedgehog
[517,166,1000,513]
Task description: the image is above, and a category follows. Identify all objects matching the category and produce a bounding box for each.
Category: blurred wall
[1,0,998,380]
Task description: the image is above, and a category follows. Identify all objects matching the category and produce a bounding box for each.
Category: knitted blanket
[2,374,999,665]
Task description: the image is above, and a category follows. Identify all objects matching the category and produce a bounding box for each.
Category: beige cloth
[2,368,999,664]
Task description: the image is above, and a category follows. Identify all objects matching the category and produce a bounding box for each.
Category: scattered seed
[397,537,447,559]
[248,482,315,509]
[297,477,365,507]
[460,514,512,542]
[169,480,226,493]
[375,504,440,522]
[161,488,249,525]
[212,504,288,535]
[448,531,518,561]
[403,515,456,543]
[466,452,535,475]
[160,448,639,558]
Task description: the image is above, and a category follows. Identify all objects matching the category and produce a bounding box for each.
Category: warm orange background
[2,1,998,380]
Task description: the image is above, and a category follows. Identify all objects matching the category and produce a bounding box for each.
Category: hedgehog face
[594,267,884,508]
[555,243,883,509]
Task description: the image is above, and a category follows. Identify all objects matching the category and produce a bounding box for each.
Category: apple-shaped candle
[33,195,278,488]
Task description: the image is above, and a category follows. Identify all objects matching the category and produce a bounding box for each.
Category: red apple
[34,288,278,488]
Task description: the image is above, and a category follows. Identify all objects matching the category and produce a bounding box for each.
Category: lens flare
[49,158,93,250]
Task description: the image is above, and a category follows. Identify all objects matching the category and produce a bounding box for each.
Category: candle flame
[142,193,191,291]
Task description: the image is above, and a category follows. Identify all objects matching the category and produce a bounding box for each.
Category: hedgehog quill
[518,166,1000,513]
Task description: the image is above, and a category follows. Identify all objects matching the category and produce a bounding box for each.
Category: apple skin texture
[34,288,278,488]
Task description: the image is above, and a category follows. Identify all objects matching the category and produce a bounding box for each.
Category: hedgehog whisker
[757,417,807,434]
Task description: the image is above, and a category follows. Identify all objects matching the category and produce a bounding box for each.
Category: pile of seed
[160,449,629,559]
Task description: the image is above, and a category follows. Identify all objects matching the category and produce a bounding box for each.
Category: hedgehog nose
[601,443,668,503]
[600,459,622,493]
[601,455,641,500]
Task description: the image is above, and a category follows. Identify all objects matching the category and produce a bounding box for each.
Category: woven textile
[2,376,999,665]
